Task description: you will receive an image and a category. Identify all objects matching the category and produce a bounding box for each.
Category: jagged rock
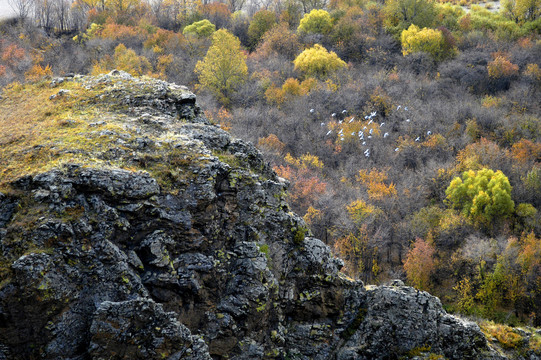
[0,193,17,228]
[0,72,512,359]
[89,299,211,360]
[336,285,495,359]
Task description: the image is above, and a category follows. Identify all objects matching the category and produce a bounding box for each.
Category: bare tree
[8,0,33,21]
[53,0,71,31]
[34,0,53,29]
[227,0,246,13]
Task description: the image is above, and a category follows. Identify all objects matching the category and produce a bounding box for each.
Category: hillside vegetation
[0,0,540,330]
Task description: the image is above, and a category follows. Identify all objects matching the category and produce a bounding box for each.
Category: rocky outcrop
[0,71,503,359]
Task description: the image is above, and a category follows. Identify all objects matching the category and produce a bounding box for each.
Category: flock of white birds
[313,105,432,158]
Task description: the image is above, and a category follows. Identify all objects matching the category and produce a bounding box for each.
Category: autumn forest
[1,0,541,328]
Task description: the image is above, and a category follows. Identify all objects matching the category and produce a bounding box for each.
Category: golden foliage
[258,134,286,153]
[24,64,53,82]
[284,152,324,169]
[356,168,397,200]
[346,199,379,224]
[487,54,519,79]
[293,44,346,78]
[303,206,322,225]
[401,24,455,61]
[511,139,541,163]
[481,322,524,349]
[525,63,541,81]
[195,29,247,103]
[482,95,503,108]
[357,168,387,185]
[297,9,333,35]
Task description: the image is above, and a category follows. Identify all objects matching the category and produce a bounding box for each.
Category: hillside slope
[0,71,505,359]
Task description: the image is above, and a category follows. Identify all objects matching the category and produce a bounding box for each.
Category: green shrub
[445,168,514,226]
[183,19,216,37]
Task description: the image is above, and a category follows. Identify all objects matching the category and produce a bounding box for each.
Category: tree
[487,54,519,79]
[199,2,232,29]
[400,24,456,61]
[195,29,248,104]
[502,0,541,23]
[257,23,301,60]
[403,237,436,290]
[226,0,246,12]
[7,0,33,21]
[247,10,277,49]
[183,19,216,37]
[297,9,333,35]
[297,0,327,14]
[384,0,437,36]
[445,168,515,226]
[293,44,346,78]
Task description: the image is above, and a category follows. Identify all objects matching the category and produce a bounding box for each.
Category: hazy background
[0,0,16,19]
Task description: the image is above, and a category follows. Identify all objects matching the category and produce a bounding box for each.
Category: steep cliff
[0,71,512,359]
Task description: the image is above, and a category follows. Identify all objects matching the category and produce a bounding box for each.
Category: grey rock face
[337,285,492,360]
[0,73,503,360]
[89,299,211,360]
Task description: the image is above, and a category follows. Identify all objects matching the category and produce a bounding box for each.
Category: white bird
[310,109,315,113]
[363,126,367,130]
[332,113,336,117]
[349,117,355,123]
[362,141,366,145]
[427,131,432,135]
[380,122,385,127]
[340,137,345,141]
[397,105,401,110]
[395,148,399,152]
[351,132,355,136]
[364,149,370,154]
[368,135,372,139]
[342,109,347,114]
[406,119,411,122]
[321,122,325,126]
[371,111,377,117]
[415,137,420,142]
[369,129,373,134]
[338,129,343,134]
[326,130,332,136]
[384,132,389,138]
[365,115,369,119]
[339,120,343,124]
[368,120,373,125]
[404,107,408,111]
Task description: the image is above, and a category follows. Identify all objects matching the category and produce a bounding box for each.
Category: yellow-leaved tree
[502,0,541,22]
[297,9,333,35]
[195,29,248,105]
[401,24,456,61]
[293,44,346,78]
